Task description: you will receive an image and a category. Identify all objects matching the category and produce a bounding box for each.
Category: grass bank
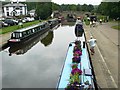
[112,25,120,30]
[0,20,40,34]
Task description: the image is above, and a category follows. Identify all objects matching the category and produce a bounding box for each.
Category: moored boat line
[8,18,59,44]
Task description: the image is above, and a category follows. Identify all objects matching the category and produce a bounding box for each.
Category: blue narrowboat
[57,35,97,90]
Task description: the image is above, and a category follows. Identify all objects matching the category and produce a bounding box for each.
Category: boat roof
[48,18,58,21]
[14,21,47,33]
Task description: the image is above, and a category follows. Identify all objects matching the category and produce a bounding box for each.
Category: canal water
[1,23,79,88]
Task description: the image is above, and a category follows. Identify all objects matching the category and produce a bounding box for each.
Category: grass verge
[0,20,40,34]
[111,25,120,30]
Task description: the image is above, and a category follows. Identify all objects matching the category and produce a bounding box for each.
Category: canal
[0,23,79,88]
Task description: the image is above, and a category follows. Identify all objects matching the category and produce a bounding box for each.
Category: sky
[1,0,119,5]
[8,0,102,5]
[52,0,102,5]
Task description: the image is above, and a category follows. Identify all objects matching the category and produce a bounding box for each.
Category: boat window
[35,27,39,31]
[32,29,35,32]
[12,33,15,37]
[29,30,32,34]
[37,27,40,31]
[16,33,20,38]
[27,30,30,34]
[45,24,48,27]
[35,28,37,32]
[27,30,29,34]
[41,24,45,28]
[20,33,22,37]
[11,32,21,39]
[23,31,27,36]
[13,33,21,39]
[39,27,41,30]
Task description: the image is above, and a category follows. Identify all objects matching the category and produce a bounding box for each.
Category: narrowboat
[57,36,97,89]
[75,24,84,37]
[66,14,76,22]
[8,31,49,56]
[8,21,50,44]
[48,18,59,29]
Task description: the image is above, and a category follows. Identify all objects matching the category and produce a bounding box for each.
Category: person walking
[99,19,102,25]
[75,17,83,25]
[88,36,96,55]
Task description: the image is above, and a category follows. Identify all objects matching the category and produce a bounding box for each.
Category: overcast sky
[52,0,102,5]
[1,0,119,4]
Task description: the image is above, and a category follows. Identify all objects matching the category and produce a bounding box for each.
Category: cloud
[26,0,51,2]
[0,0,51,2]
[52,0,102,5]
[102,0,120,2]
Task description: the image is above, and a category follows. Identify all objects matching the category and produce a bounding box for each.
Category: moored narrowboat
[75,24,84,37]
[48,18,59,29]
[8,31,49,56]
[8,21,50,44]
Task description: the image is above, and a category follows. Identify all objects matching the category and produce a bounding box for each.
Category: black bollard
[69,43,72,47]
[83,41,85,48]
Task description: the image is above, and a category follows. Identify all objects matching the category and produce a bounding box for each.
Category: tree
[41,31,53,46]
[26,2,37,11]
[76,4,81,11]
[88,4,94,12]
[52,3,60,11]
[36,2,52,20]
[97,2,119,19]
[81,4,88,11]
[69,4,77,11]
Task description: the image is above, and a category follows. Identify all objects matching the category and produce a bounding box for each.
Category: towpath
[84,21,119,88]
[0,32,11,48]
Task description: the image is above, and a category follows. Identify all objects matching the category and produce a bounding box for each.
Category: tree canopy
[97,2,120,19]
[25,2,94,19]
[35,2,52,20]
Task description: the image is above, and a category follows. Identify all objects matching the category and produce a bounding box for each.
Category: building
[0,2,3,19]
[28,9,35,17]
[2,2,27,17]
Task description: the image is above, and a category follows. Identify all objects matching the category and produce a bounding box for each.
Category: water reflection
[61,21,75,26]
[8,30,54,56]
[0,43,9,52]
[2,24,77,88]
[41,31,54,47]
